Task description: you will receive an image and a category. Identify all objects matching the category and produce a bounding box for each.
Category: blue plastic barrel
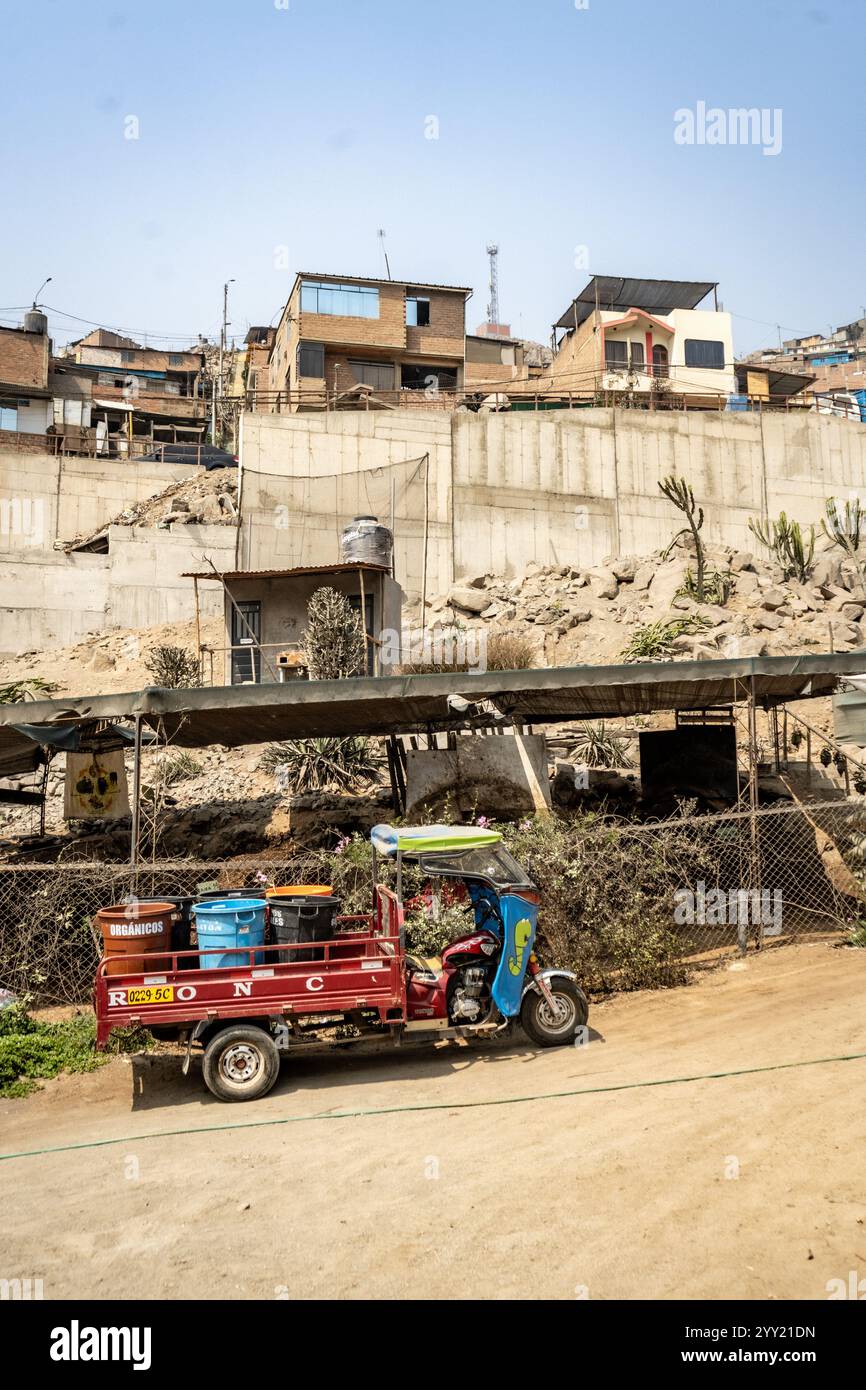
[191,898,267,969]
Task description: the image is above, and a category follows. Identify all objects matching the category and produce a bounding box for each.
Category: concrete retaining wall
[5,408,866,654]
[0,448,194,553]
[240,408,866,599]
[0,525,235,656]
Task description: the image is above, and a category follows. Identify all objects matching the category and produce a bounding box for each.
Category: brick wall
[268,279,467,403]
[0,428,50,454]
[0,328,49,390]
[300,281,407,350]
[405,288,466,359]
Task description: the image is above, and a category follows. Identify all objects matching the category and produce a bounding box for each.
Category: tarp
[0,653,863,765]
[0,720,154,777]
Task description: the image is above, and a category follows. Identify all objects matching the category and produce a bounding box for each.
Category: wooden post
[747,676,762,952]
[130,714,143,891]
[358,565,368,674]
[192,576,203,682]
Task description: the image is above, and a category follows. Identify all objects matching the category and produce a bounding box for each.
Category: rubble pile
[66,467,239,550]
[407,535,866,667]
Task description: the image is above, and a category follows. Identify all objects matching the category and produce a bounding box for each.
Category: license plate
[126,986,174,1005]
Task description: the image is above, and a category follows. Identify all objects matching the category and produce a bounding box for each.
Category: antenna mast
[486,243,500,326]
[377,229,392,281]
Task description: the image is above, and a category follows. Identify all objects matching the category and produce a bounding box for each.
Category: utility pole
[216,278,234,447]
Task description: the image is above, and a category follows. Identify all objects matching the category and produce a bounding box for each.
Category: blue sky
[1,0,862,355]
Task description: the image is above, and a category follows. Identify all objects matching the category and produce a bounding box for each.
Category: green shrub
[502,813,716,992]
[145,644,201,688]
[159,751,204,786]
[260,737,378,793]
[0,1000,149,1097]
[622,615,710,662]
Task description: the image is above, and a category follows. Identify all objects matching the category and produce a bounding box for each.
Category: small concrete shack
[184,562,404,684]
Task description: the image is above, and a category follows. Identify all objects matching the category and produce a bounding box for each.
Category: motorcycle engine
[449,966,490,1023]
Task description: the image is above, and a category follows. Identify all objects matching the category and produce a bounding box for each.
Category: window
[349,360,395,391]
[0,401,18,431]
[652,344,669,377]
[684,338,725,370]
[168,354,183,366]
[401,363,457,391]
[300,280,379,319]
[630,340,645,370]
[120,350,135,363]
[605,339,628,370]
[297,342,325,378]
[406,295,430,327]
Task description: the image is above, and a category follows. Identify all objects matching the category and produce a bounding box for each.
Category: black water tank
[340,515,393,570]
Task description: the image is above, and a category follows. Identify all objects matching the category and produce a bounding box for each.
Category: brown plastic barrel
[96,901,176,977]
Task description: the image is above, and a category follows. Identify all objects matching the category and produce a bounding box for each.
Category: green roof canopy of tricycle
[370,824,502,857]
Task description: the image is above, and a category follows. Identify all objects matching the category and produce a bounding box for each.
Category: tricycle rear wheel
[202,1024,280,1102]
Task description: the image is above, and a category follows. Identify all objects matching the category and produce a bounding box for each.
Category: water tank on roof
[24,309,48,335]
[340,515,393,570]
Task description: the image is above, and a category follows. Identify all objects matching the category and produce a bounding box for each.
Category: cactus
[748,512,815,583]
[659,475,707,599]
[822,496,866,585]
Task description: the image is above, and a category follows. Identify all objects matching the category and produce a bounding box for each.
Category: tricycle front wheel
[202,1024,280,1102]
[520,978,588,1047]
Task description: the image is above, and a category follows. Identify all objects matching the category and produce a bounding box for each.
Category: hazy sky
[2,0,862,356]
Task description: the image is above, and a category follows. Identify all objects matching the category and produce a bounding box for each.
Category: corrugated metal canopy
[181,563,389,582]
[555,275,717,330]
[735,363,816,397]
[0,654,862,764]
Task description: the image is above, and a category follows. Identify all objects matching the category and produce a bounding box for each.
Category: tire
[201,1024,281,1102]
[520,977,588,1048]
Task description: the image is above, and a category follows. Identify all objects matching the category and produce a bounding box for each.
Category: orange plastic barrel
[96,901,176,977]
[266,884,332,899]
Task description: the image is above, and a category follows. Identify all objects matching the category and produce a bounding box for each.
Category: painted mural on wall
[64,751,130,820]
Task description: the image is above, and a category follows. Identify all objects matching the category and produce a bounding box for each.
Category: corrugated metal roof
[295,271,473,295]
[555,276,718,330]
[0,654,861,759]
[181,563,390,581]
[735,363,816,397]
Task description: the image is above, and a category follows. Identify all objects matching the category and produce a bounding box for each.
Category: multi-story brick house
[61,329,206,448]
[0,311,95,451]
[268,272,471,409]
[550,275,736,402]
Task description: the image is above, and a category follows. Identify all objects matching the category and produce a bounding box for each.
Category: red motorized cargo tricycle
[94,825,589,1102]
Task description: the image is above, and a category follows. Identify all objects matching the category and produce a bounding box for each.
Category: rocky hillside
[407,535,866,668]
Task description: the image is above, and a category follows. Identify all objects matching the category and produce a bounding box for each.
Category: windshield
[416,844,533,890]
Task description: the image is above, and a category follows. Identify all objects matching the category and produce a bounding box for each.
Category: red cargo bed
[94,890,406,1047]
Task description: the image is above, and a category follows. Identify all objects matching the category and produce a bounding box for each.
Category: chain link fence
[0,799,862,1006]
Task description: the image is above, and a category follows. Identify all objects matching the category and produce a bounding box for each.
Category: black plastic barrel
[133,895,197,966]
[269,895,341,963]
[196,888,259,902]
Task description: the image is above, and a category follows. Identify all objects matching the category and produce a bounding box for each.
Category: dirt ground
[1,941,865,1301]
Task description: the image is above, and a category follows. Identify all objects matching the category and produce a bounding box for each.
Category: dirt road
[2,942,865,1300]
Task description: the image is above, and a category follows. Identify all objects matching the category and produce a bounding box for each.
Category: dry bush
[401,629,537,675]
